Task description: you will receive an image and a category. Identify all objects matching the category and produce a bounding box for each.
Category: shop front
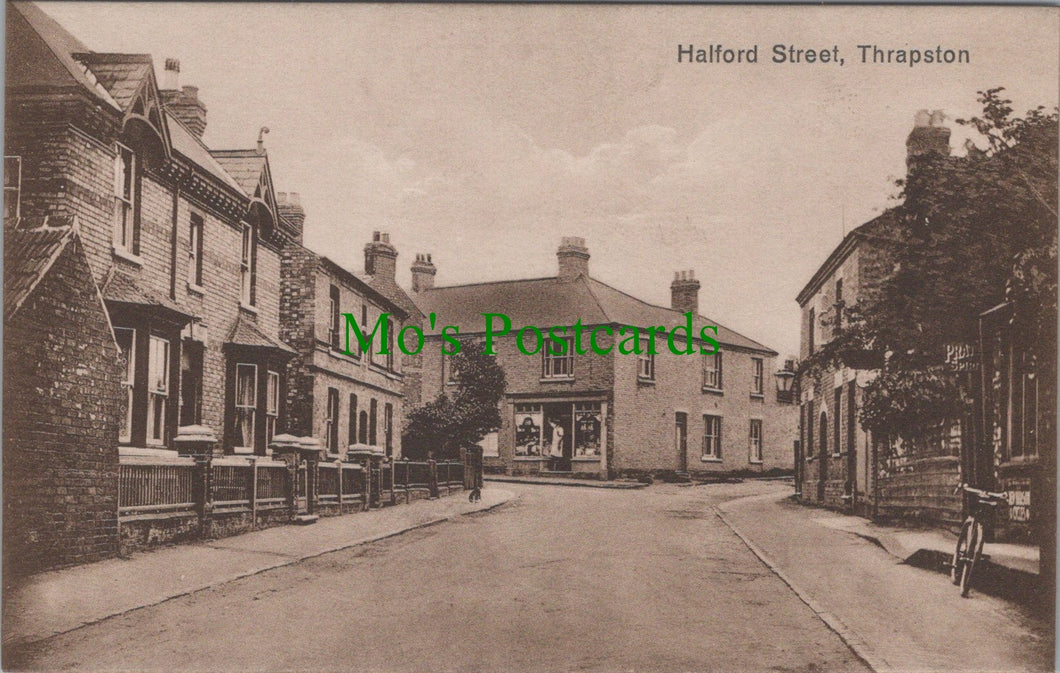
[512,398,607,477]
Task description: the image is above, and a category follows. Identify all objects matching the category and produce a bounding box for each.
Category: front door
[675,412,688,472]
[544,402,572,471]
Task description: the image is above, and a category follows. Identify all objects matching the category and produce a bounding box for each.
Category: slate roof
[413,275,776,354]
[366,275,424,322]
[167,115,247,196]
[72,53,152,111]
[225,316,297,354]
[4,218,79,320]
[101,268,196,322]
[6,2,120,110]
[210,150,267,197]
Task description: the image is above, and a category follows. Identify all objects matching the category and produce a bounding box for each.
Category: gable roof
[795,209,903,307]
[210,150,267,196]
[4,217,80,320]
[72,53,153,110]
[6,2,120,110]
[414,275,776,354]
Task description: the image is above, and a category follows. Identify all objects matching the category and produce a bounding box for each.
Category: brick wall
[3,236,123,574]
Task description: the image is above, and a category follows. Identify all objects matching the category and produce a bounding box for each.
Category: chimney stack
[906,109,950,171]
[556,236,590,281]
[364,231,398,281]
[670,270,700,316]
[160,59,207,139]
[276,192,305,244]
[411,253,437,293]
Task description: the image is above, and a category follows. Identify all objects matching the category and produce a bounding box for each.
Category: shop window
[266,371,280,445]
[188,213,204,288]
[325,387,339,452]
[234,363,257,453]
[702,415,722,460]
[4,156,21,220]
[542,336,574,379]
[115,328,136,443]
[751,358,764,396]
[573,402,602,458]
[749,419,763,463]
[703,350,723,390]
[112,143,138,254]
[240,222,257,307]
[514,402,602,459]
[146,336,170,445]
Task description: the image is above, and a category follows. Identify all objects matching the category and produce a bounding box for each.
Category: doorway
[818,412,828,501]
[675,412,688,472]
[543,402,572,471]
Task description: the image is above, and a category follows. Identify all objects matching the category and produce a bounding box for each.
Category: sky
[35,3,1059,358]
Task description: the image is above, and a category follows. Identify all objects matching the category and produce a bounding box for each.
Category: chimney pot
[671,269,701,316]
[557,236,590,281]
[365,231,398,281]
[411,251,437,293]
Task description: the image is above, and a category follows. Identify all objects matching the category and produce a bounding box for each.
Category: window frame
[637,346,655,382]
[751,357,764,396]
[808,307,816,354]
[384,402,394,457]
[112,142,138,254]
[239,222,257,307]
[703,350,723,391]
[145,335,170,446]
[233,363,258,454]
[325,387,340,453]
[328,284,341,349]
[4,155,21,220]
[187,213,204,289]
[702,414,722,461]
[348,394,358,446]
[749,419,763,464]
[542,336,575,380]
[115,327,136,444]
[266,370,280,446]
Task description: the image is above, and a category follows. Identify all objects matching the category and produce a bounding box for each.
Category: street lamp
[774,359,796,404]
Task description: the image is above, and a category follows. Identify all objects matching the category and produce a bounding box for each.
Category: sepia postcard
[2,2,1057,671]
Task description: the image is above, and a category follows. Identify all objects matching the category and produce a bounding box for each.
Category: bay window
[266,371,280,445]
[146,336,170,445]
[234,363,257,453]
[115,328,136,443]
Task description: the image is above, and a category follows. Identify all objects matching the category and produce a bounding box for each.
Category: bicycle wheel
[960,520,984,597]
[952,520,972,585]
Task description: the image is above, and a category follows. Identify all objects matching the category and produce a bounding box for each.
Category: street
[10,481,1051,672]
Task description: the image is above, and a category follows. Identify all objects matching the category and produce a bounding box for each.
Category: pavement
[715,484,1052,673]
[2,486,515,651]
[485,474,647,489]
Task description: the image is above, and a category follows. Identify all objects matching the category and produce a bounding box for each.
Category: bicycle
[951,483,1007,598]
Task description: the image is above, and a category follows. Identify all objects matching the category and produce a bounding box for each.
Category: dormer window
[112,143,138,254]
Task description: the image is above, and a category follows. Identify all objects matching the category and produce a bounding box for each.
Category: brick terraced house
[3,2,438,570]
[413,238,797,479]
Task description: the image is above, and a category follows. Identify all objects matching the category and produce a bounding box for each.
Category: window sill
[232,446,254,455]
[239,302,258,316]
[540,377,575,383]
[749,459,764,465]
[750,393,765,401]
[637,377,656,385]
[572,455,601,462]
[701,456,723,463]
[112,247,143,266]
[701,387,724,395]
[514,455,547,461]
[187,282,205,297]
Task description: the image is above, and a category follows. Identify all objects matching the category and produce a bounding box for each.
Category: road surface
[14,482,868,672]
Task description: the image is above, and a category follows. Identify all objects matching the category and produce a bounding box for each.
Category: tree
[806,88,1058,441]
[403,340,507,460]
